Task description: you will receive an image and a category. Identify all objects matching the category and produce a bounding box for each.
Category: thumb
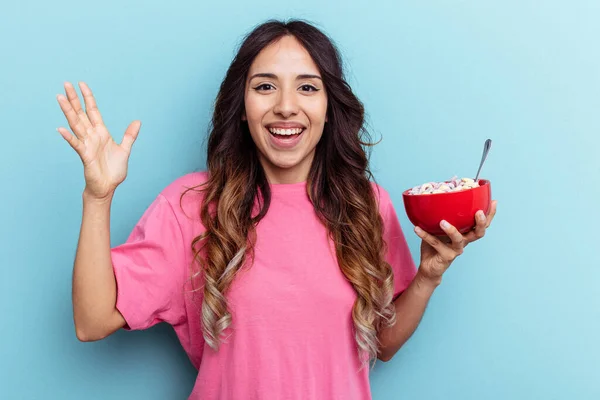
[121,120,141,153]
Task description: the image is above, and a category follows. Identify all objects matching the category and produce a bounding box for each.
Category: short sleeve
[111,193,187,331]
[381,191,418,299]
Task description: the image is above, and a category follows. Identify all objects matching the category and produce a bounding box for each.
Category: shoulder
[159,171,209,199]
[155,171,210,218]
[369,181,393,210]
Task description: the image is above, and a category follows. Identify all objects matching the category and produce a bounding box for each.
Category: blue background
[1,0,599,399]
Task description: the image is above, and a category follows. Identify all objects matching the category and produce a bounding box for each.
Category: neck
[259,156,314,184]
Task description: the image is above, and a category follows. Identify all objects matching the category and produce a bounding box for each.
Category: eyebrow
[248,73,322,81]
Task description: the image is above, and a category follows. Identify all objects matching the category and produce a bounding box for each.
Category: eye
[300,84,319,92]
[254,83,274,91]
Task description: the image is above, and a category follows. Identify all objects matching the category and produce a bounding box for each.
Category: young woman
[57,19,496,400]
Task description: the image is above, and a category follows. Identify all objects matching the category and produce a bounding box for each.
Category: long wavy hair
[182,19,396,365]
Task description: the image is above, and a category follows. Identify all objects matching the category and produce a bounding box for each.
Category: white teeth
[268,128,304,135]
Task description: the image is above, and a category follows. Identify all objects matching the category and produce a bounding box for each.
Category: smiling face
[243,35,328,184]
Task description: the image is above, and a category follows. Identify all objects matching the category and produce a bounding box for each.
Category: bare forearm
[378,270,439,361]
[72,190,119,340]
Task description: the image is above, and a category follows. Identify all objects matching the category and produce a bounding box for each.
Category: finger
[485,200,498,228]
[462,212,486,243]
[464,203,496,243]
[440,220,466,253]
[415,226,457,262]
[120,120,141,153]
[64,82,93,132]
[472,211,487,239]
[78,82,105,127]
[57,127,84,155]
[57,93,88,140]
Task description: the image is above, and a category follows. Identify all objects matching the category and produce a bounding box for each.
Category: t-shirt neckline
[268,181,308,194]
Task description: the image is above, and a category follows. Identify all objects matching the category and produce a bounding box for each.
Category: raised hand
[57,82,141,200]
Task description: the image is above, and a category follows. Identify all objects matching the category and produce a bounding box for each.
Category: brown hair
[183,19,395,365]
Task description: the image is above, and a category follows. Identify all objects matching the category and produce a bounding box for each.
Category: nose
[272,88,299,118]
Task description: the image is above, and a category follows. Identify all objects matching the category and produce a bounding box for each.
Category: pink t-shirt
[111,172,417,400]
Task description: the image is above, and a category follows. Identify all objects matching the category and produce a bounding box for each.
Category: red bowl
[402,179,492,236]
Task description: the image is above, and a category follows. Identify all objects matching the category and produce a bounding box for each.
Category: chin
[269,157,303,170]
[263,152,310,171]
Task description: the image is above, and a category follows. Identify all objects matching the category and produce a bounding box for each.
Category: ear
[242,111,247,121]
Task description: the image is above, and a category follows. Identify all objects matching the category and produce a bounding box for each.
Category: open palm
[56,82,141,199]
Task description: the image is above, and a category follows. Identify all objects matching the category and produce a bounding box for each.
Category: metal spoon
[474,139,492,181]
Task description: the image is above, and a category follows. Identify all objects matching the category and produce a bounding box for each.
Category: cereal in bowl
[408,176,479,195]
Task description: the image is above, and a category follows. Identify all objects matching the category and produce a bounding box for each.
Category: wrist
[82,188,114,206]
[414,269,442,291]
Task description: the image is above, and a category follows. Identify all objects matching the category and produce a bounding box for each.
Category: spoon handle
[475,139,492,181]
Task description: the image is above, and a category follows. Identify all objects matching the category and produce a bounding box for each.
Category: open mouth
[267,127,305,139]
